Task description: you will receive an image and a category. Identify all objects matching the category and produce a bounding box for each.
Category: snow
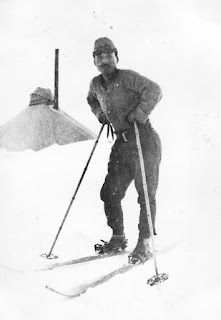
[1,124,221,320]
[1,0,221,319]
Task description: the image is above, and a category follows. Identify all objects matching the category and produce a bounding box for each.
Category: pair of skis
[45,252,150,298]
[45,245,171,298]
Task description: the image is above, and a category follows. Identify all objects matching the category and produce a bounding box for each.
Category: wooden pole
[41,124,105,259]
[54,49,59,110]
[134,121,159,276]
[134,121,168,286]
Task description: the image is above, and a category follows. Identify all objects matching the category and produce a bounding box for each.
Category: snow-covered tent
[0,88,96,152]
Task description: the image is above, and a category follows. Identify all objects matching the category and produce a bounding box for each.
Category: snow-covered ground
[1,0,221,319]
[0,114,221,320]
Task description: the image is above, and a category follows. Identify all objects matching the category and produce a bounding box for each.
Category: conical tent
[0,104,96,152]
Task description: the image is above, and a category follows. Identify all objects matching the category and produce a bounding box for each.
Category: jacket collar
[100,69,119,89]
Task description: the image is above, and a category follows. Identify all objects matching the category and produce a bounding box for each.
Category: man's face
[94,52,118,76]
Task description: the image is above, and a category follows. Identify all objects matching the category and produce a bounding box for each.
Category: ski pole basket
[147,273,169,286]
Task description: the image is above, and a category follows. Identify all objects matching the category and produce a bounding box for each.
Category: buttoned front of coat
[87,69,162,132]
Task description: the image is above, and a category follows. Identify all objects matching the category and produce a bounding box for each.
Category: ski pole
[41,124,105,259]
[134,121,168,286]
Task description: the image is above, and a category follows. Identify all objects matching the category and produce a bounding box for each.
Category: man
[87,37,162,264]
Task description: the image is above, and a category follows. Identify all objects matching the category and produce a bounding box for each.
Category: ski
[36,250,128,272]
[0,250,128,274]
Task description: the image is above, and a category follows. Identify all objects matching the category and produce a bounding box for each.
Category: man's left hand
[127,111,136,123]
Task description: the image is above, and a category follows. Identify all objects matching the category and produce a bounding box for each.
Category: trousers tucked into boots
[100,121,162,239]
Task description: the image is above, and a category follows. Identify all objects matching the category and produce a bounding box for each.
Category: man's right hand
[98,112,109,124]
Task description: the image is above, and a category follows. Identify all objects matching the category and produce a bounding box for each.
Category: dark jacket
[87,69,162,132]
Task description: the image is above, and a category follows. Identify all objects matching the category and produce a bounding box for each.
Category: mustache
[98,62,110,67]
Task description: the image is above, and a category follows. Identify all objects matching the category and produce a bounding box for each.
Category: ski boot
[95,234,128,255]
[128,238,152,264]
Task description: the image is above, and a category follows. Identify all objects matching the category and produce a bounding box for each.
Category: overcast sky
[0,0,221,138]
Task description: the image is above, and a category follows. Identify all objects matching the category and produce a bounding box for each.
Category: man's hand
[127,111,136,123]
[127,109,147,124]
[98,112,110,124]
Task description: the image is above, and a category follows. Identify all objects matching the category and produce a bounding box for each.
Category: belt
[114,128,135,142]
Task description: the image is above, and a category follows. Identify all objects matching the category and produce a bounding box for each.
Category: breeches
[100,123,162,238]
